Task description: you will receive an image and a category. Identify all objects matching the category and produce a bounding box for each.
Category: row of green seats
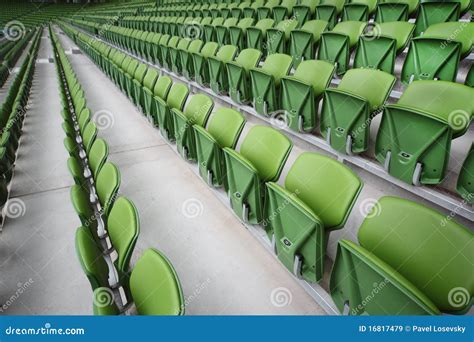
[0,28,41,224]
[50,26,184,316]
[86,18,473,195]
[61,21,473,316]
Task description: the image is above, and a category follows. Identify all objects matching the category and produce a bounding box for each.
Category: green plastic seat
[281,60,335,132]
[203,17,224,42]
[82,121,98,155]
[266,152,362,282]
[96,162,121,217]
[142,68,160,117]
[257,0,281,20]
[107,196,140,296]
[266,19,299,54]
[172,94,214,161]
[161,36,181,70]
[229,18,255,49]
[354,21,415,74]
[131,63,148,106]
[75,226,110,291]
[216,17,239,46]
[289,19,328,66]
[401,22,474,84]
[155,82,189,141]
[154,34,171,66]
[244,0,265,18]
[67,156,86,187]
[181,39,204,79]
[170,38,191,75]
[315,0,347,29]
[227,48,263,105]
[88,138,109,180]
[375,0,419,22]
[246,19,275,52]
[318,21,367,75]
[375,80,473,186]
[70,184,100,240]
[249,53,293,116]
[466,64,474,87]
[123,59,139,97]
[320,68,395,154]
[457,144,473,204]
[148,76,173,125]
[194,108,246,188]
[94,248,184,316]
[414,0,471,35]
[293,0,321,27]
[208,45,238,95]
[342,0,377,21]
[223,125,293,223]
[191,41,219,85]
[273,0,298,22]
[330,196,473,315]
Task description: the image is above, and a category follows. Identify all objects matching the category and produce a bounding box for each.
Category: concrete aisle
[0,28,92,314]
[55,29,326,315]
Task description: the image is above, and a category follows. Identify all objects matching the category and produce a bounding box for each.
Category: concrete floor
[0,28,327,315]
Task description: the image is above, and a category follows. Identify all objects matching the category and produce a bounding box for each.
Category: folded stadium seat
[293,0,320,27]
[375,80,473,186]
[213,3,228,18]
[266,152,362,282]
[155,82,189,141]
[180,39,204,79]
[192,41,219,85]
[227,48,263,104]
[203,17,224,42]
[320,68,395,155]
[401,22,474,84]
[375,0,419,22]
[228,17,255,49]
[289,19,328,66]
[223,125,293,223]
[273,0,298,21]
[353,21,414,74]
[75,226,111,291]
[280,60,335,132]
[317,21,367,75]
[131,63,149,107]
[137,68,159,113]
[170,38,191,74]
[154,34,171,66]
[466,64,474,87]
[162,17,177,35]
[245,0,266,17]
[177,17,195,37]
[81,122,98,158]
[122,58,139,95]
[161,36,181,70]
[93,248,184,316]
[342,0,377,21]
[315,0,347,29]
[194,17,213,39]
[457,144,473,204]
[232,1,251,19]
[330,196,473,315]
[208,45,239,94]
[139,31,153,58]
[257,0,281,20]
[414,0,471,35]
[266,19,299,54]
[172,94,215,161]
[216,17,239,45]
[67,139,109,187]
[205,4,217,17]
[194,108,246,187]
[250,53,293,115]
[246,18,275,51]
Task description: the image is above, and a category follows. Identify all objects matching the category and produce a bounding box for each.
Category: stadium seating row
[50,26,184,316]
[58,22,473,316]
[63,18,473,202]
[0,28,41,227]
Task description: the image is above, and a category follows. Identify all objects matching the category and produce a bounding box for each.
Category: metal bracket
[293,254,303,279]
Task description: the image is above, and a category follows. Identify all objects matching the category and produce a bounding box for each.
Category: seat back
[240,125,293,181]
[358,196,474,313]
[96,162,121,216]
[166,83,189,110]
[285,152,362,229]
[188,39,204,53]
[331,20,367,46]
[235,48,263,71]
[130,248,184,315]
[88,138,109,179]
[153,76,173,99]
[183,94,214,126]
[292,60,334,93]
[82,121,98,153]
[75,226,110,290]
[255,18,275,32]
[215,44,238,62]
[143,69,159,91]
[261,53,293,83]
[200,41,219,57]
[300,19,328,39]
[108,196,140,274]
[207,108,246,148]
